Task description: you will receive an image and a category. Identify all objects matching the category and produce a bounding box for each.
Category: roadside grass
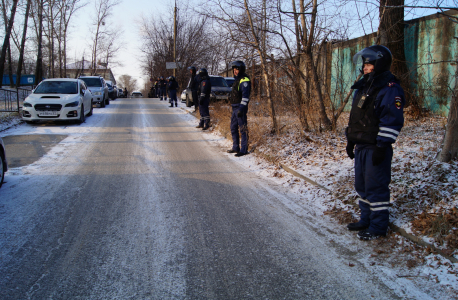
[209,99,458,259]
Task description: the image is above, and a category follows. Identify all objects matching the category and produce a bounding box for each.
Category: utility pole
[173,0,177,77]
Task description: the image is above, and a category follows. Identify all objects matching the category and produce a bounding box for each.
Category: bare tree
[243,0,278,132]
[117,74,138,92]
[16,0,31,87]
[139,2,221,91]
[0,0,18,88]
[89,0,120,76]
[34,0,44,84]
[438,9,458,162]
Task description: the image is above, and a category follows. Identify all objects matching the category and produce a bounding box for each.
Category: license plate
[39,111,59,116]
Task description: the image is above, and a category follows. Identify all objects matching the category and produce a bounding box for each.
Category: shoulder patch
[395,96,402,109]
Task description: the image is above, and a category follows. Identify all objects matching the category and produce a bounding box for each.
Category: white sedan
[22,78,93,124]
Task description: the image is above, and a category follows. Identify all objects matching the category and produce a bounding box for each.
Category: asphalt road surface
[0,98,403,299]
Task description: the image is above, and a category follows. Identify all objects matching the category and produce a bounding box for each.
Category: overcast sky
[67,0,174,88]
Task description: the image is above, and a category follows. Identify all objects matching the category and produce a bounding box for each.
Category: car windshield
[80,78,102,87]
[107,83,112,88]
[34,81,78,94]
[225,78,235,87]
[210,77,228,87]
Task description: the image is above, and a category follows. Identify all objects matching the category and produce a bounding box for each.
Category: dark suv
[185,75,231,107]
[79,76,109,107]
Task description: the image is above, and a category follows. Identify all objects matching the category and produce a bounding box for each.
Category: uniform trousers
[354,144,393,235]
[230,104,249,153]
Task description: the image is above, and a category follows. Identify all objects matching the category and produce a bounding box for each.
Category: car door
[80,81,91,114]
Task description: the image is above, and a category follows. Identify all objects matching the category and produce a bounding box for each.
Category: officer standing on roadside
[345,45,405,240]
[161,76,168,101]
[154,78,160,98]
[188,66,200,112]
[167,76,179,107]
[227,61,251,157]
[196,68,211,130]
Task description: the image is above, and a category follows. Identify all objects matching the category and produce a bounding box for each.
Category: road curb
[279,162,458,263]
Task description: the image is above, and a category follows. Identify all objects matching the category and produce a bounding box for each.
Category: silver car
[0,136,7,188]
[79,76,110,107]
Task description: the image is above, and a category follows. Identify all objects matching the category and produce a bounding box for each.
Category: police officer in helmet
[346,45,405,240]
[167,75,179,107]
[227,60,251,157]
[196,68,211,130]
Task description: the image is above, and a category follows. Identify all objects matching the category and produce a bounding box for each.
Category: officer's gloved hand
[346,141,355,159]
[372,146,386,166]
[237,105,246,118]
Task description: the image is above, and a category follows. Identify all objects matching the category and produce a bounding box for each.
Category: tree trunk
[16,0,31,88]
[301,0,332,129]
[438,61,458,162]
[0,0,18,88]
[243,0,278,133]
[35,0,44,85]
[378,0,416,110]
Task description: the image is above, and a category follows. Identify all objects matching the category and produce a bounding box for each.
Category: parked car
[224,77,235,88]
[0,136,7,189]
[181,89,188,103]
[106,80,117,100]
[117,88,124,98]
[22,78,94,124]
[131,92,143,98]
[79,76,109,107]
[184,75,231,107]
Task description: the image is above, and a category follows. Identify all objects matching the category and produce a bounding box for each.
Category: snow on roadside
[1,101,457,298]
[178,104,458,298]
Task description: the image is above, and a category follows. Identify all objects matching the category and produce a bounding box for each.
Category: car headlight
[65,101,80,107]
[92,91,102,95]
[23,102,32,107]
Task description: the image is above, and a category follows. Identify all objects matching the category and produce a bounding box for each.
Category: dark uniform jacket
[229,73,251,106]
[346,71,405,147]
[199,76,211,101]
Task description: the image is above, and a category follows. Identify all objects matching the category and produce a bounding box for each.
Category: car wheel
[0,154,4,188]
[186,95,192,107]
[106,95,110,105]
[88,100,93,116]
[77,105,85,124]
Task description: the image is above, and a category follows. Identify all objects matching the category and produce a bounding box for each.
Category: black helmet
[198,68,208,77]
[169,76,175,81]
[230,60,246,74]
[188,66,196,73]
[353,45,392,75]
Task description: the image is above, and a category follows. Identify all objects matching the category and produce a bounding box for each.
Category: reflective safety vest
[229,75,250,105]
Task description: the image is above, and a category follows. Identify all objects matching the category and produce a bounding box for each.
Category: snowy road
[0,98,406,299]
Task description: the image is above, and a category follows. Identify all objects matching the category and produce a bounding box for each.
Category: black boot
[347,222,369,231]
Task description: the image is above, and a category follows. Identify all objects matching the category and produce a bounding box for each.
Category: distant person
[154,78,160,98]
[196,68,211,130]
[123,87,128,98]
[227,61,251,157]
[160,76,167,101]
[345,45,405,240]
[188,66,200,112]
[167,76,179,107]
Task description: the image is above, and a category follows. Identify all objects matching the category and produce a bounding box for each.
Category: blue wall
[330,11,458,116]
[2,74,36,86]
